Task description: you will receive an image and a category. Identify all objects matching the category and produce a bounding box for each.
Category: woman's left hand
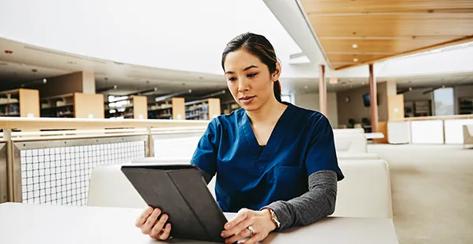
[221,208,276,244]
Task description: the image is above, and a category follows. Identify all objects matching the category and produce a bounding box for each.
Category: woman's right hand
[136,207,172,241]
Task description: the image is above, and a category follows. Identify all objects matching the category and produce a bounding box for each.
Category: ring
[247,225,255,236]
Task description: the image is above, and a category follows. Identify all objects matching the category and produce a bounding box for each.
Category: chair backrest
[463,124,473,145]
[87,164,147,208]
[88,158,393,219]
[87,159,215,208]
[333,129,367,153]
[332,159,393,218]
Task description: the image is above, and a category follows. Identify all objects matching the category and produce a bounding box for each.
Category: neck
[246,97,286,124]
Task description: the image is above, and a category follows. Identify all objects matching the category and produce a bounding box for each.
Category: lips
[239,95,256,105]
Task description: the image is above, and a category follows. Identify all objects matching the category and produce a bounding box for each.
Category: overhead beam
[307,9,473,17]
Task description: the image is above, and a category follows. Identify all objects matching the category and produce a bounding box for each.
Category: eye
[227,77,237,82]
[247,73,258,78]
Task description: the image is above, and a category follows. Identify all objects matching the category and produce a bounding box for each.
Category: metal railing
[0,117,208,205]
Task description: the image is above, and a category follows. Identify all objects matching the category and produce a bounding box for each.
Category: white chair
[332,159,393,218]
[463,124,473,148]
[87,165,147,208]
[88,158,393,219]
[87,159,216,208]
[333,129,368,153]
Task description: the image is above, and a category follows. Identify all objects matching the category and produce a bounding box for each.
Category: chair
[333,129,368,153]
[332,159,393,218]
[347,118,356,128]
[87,164,147,208]
[463,124,473,148]
[87,158,216,208]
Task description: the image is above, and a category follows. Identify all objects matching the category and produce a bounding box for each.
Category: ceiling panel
[300,0,473,70]
[302,0,473,14]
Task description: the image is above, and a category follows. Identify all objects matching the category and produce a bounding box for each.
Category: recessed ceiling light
[353,58,359,62]
[42,78,47,84]
[352,44,358,49]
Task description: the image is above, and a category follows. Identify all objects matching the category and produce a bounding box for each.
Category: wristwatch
[267,208,281,230]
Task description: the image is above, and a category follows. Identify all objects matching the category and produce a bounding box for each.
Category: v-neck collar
[241,103,293,160]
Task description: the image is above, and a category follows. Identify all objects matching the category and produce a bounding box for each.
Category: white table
[0,203,398,244]
[365,132,384,139]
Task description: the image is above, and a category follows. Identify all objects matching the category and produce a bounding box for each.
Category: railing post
[146,127,155,157]
[4,128,16,202]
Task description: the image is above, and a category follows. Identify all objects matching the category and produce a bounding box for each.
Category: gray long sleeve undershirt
[263,170,337,231]
[201,170,338,231]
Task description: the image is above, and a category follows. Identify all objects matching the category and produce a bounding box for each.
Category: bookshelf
[404,100,432,117]
[106,96,147,119]
[185,98,221,120]
[459,97,473,114]
[148,97,185,120]
[41,93,104,118]
[0,88,40,117]
[221,100,240,115]
[41,93,74,118]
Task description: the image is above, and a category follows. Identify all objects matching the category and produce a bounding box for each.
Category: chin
[240,103,260,112]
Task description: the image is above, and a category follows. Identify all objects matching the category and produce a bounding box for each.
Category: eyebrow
[224,65,259,75]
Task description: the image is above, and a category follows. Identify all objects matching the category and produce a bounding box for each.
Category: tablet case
[121,165,226,242]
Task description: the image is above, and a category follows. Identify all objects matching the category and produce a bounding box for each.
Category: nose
[237,77,250,93]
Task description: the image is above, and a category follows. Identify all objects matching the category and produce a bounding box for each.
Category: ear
[272,62,281,82]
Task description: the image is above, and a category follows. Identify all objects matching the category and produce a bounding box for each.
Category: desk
[0,203,398,244]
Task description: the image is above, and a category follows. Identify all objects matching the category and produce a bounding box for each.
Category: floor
[367,144,473,244]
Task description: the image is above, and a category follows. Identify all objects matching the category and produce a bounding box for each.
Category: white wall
[0,0,303,77]
[294,92,338,127]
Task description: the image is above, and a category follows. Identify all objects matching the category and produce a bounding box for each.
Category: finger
[225,208,250,230]
[141,208,161,234]
[159,223,172,240]
[244,233,264,244]
[224,228,252,244]
[222,216,254,238]
[150,213,169,237]
[135,207,154,227]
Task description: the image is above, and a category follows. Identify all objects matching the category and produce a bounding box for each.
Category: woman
[136,33,344,243]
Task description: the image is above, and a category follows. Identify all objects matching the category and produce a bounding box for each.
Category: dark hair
[221,32,282,103]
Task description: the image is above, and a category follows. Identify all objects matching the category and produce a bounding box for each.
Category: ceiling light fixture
[353,58,359,62]
[352,44,358,49]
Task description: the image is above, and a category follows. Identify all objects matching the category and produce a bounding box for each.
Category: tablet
[121,164,226,242]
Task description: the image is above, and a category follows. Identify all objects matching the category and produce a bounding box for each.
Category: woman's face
[223,49,280,111]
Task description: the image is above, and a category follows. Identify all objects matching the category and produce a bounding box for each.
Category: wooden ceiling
[299,0,473,70]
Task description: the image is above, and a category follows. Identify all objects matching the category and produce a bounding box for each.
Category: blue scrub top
[191,103,344,212]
